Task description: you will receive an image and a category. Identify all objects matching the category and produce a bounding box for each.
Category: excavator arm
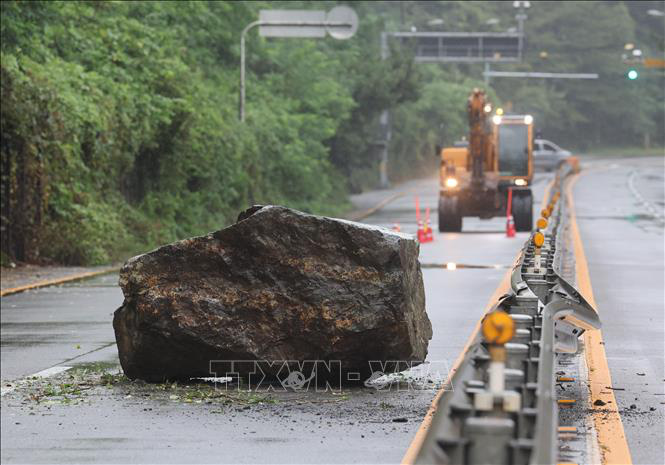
[466,89,495,185]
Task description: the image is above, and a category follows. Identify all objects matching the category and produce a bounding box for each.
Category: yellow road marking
[0,267,120,297]
[401,177,556,464]
[542,177,555,212]
[567,173,632,465]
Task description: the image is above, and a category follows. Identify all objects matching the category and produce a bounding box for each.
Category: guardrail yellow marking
[567,174,632,465]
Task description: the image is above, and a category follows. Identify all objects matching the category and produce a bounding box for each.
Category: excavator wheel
[512,190,533,232]
[438,196,463,232]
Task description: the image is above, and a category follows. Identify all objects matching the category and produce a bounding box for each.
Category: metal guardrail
[414,165,601,465]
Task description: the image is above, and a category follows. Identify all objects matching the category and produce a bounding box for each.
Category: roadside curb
[346,191,407,222]
[0,267,121,297]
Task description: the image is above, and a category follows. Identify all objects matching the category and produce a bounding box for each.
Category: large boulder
[113,205,431,383]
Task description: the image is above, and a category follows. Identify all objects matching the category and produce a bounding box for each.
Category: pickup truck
[533,139,571,172]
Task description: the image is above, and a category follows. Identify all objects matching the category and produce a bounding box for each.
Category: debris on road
[114,205,432,382]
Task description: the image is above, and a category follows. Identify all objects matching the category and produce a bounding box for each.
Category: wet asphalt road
[1,156,662,463]
[1,274,121,380]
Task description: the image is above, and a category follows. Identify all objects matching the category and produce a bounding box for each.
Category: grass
[26,363,128,404]
[18,364,283,407]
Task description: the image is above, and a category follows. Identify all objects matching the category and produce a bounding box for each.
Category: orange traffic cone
[422,221,431,243]
[424,207,434,242]
[417,220,426,243]
[506,188,516,238]
[506,215,516,237]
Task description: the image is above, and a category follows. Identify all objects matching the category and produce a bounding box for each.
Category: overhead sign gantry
[387,32,522,63]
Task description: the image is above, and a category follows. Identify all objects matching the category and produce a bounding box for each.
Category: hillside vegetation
[1,1,662,265]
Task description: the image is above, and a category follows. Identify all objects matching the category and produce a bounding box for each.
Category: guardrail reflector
[533,232,545,248]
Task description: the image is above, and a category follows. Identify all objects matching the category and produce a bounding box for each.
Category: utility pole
[514,1,530,59]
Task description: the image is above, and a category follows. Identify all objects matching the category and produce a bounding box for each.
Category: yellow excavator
[437,89,533,232]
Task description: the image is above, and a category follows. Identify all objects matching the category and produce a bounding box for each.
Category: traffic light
[627,68,639,80]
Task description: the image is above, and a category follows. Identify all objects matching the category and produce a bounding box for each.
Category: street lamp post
[239,7,358,122]
[378,32,391,188]
[239,20,261,122]
[239,20,352,122]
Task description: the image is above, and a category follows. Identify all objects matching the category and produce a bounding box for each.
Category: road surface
[1,156,662,464]
[573,156,664,465]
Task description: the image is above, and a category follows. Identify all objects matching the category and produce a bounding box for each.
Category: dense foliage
[1,1,662,265]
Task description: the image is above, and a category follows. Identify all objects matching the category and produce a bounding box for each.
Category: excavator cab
[493,114,534,231]
[493,114,533,184]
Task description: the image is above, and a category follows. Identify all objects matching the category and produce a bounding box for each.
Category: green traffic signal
[627,68,639,80]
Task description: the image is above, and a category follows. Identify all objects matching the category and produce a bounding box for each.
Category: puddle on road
[420,262,510,270]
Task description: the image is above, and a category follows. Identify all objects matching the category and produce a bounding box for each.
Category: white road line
[31,365,72,378]
[1,365,71,397]
[627,170,665,223]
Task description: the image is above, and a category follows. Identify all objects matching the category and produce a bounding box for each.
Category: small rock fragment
[392,417,408,423]
[630,404,637,409]
[593,399,606,406]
